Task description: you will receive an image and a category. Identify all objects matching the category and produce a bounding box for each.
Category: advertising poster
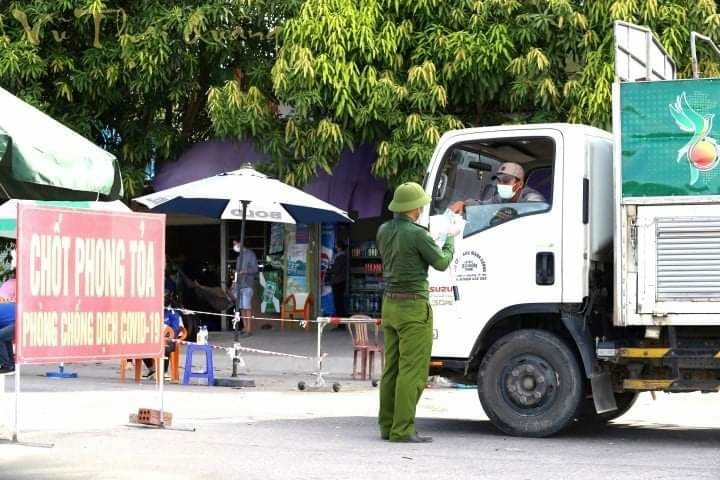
[286,243,308,296]
[320,224,335,315]
[15,205,165,364]
[269,223,284,255]
[259,271,282,313]
[320,225,335,271]
[287,244,307,277]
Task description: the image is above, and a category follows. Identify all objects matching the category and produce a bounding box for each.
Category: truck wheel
[478,329,584,437]
[577,391,638,424]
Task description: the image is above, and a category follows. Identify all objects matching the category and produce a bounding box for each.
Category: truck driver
[448,162,545,214]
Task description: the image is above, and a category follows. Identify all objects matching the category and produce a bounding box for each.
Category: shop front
[150,139,390,327]
[305,144,392,319]
[220,220,322,330]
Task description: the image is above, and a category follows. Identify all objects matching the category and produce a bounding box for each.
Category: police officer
[377,182,455,443]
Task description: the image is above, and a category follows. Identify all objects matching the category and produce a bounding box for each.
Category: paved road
[1,328,719,479]
[2,386,719,480]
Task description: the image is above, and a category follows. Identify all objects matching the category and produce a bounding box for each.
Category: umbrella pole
[232,200,250,378]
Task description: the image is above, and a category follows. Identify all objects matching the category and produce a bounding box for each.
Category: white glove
[448,224,462,237]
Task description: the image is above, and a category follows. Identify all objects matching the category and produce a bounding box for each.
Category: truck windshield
[464,202,551,234]
[431,136,555,237]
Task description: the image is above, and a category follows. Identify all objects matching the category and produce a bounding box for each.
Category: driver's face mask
[496,183,516,200]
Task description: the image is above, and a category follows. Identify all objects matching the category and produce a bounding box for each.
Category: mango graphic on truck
[669,92,719,185]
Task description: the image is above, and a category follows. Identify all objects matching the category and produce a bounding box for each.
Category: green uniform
[377,215,454,441]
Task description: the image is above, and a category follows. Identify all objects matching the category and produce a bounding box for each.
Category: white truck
[423,22,720,437]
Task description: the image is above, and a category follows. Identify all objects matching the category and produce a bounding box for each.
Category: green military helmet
[388,182,431,213]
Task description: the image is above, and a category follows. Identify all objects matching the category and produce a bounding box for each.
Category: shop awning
[304,144,388,219]
[0,87,122,200]
[153,138,269,192]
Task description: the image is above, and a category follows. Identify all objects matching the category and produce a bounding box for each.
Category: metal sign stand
[0,364,54,448]
[128,355,196,432]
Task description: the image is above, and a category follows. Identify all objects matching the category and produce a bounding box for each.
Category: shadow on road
[253,415,720,446]
[564,419,720,442]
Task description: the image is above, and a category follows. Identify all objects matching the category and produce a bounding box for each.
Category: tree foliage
[0,0,295,196]
[258,0,720,185]
[3,1,720,191]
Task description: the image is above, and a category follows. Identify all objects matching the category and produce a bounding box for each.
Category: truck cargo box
[615,79,720,326]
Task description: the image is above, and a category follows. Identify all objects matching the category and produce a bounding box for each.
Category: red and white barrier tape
[173,308,381,325]
[317,316,382,326]
[171,338,312,360]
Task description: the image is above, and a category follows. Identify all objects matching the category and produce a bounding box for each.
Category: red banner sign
[15,205,166,364]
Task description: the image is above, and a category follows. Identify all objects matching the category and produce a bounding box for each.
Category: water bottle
[198,325,207,345]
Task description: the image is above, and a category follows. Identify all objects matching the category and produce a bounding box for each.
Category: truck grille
[656,218,720,301]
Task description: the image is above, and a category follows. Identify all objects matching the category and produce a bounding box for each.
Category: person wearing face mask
[449,162,545,216]
[376,182,455,443]
[233,239,258,337]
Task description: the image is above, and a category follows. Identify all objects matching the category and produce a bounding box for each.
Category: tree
[0,0,296,196]
[212,0,720,187]
[4,2,720,192]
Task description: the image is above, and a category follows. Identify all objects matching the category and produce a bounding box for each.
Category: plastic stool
[182,344,215,386]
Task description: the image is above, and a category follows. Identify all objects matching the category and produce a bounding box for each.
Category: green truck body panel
[621,79,720,198]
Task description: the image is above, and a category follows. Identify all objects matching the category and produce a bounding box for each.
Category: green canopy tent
[0,87,123,201]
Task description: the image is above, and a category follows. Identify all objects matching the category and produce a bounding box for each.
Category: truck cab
[423,125,615,437]
[425,125,612,359]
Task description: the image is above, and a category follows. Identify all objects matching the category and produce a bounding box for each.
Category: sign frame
[15,205,166,365]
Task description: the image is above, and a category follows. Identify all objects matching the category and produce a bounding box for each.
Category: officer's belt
[385,292,424,300]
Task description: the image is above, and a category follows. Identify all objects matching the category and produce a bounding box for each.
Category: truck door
[424,129,564,358]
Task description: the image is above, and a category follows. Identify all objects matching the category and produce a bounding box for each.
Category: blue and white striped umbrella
[134,165,351,224]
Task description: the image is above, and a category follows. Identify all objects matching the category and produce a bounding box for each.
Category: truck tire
[478,329,584,437]
[577,391,639,424]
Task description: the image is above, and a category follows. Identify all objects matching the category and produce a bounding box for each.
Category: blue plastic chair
[182,344,215,386]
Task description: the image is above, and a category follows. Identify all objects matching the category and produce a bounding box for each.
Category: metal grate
[656,218,720,300]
